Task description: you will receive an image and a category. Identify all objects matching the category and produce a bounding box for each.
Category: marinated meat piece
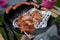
[25,20,33,25]
[24,25,35,34]
[16,16,24,25]
[16,16,35,33]
[32,10,42,24]
[22,13,32,20]
[16,10,42,33]
[19,21,35,33]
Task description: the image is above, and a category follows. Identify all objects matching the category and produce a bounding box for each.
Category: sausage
[30,2,39,8]
[6,6,13,14]
[13,2,39,10]
[13,2,30,10]
[41,7,48,11]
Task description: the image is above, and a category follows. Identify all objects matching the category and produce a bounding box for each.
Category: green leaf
[55,16,60,23]
[52,16,60,24]
[0,16,3,25]
[14,31,22,40]
[38,0,42,4]
[55,0,60,7]
[0,27,8,40]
